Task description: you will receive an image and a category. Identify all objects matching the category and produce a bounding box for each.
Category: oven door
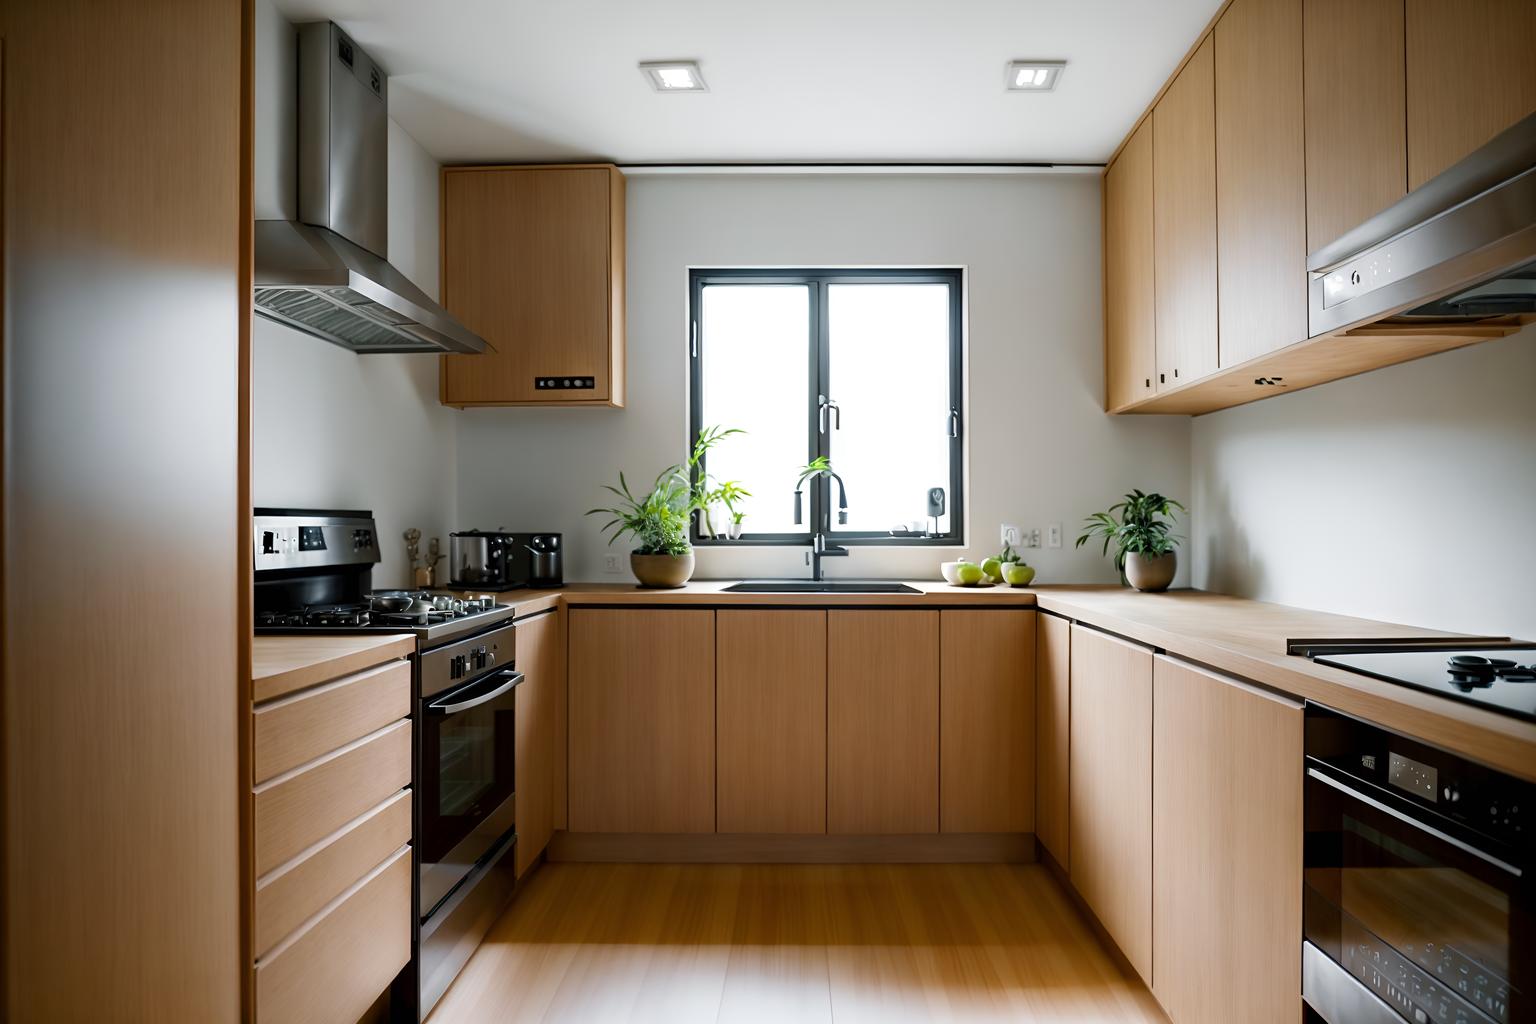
[419,666,521,919]
[1304,765,1531,1024]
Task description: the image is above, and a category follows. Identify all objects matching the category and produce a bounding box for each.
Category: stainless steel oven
[1303,704,1533,1024]
[417,622,520,1015]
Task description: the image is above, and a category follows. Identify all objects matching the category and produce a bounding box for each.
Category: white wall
[1191,326,1536,638]
[252,0,458,588]
[456,173,1192,583]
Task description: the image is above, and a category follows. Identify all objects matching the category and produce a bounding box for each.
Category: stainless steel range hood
[254,22,489,355]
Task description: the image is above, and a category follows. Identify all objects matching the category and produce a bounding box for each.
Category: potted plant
[727,510,746,541]
[587,426,745,587]
[1075,489,1187,592]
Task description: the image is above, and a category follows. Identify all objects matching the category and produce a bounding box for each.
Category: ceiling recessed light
[640,61,707,93]
[1006,61,1066,92]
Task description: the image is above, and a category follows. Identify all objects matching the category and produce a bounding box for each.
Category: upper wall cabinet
[1152,37,1219,391]
[1104,121,1157,412]
[1214,0,1307,367]
[439,165,626,407]
[1405,0,1536,190]
[1302,0,1407,253]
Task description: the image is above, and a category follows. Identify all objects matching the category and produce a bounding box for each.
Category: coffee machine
[448,531,563,590]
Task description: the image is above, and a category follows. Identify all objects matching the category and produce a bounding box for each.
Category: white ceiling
[271,0,1222,165]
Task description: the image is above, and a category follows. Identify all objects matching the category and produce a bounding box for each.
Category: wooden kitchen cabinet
[1068,624,1153,983]
[1035,612,1070,866]
[1104,120,1157,411]
[439,164,625,407]
[717,610,828,834]
[1214,0,1308,366]
[828,610,939,834]
[515,610,562,874]
[1406,0,1536,190]
[1152,36,1218,391]
[1152,656,1303,1024]
[939,609,1035,833]
[568,609,715,833]
[1303,0,1408,253]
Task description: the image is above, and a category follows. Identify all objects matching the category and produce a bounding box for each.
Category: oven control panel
[422,622,515,699]
[1344,920,1504,1024]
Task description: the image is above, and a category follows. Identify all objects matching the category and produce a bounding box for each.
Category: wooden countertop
[1030,586,1535,782]
[252,633,416,703]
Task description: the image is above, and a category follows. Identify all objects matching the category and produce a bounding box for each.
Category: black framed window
[689,268,963,546]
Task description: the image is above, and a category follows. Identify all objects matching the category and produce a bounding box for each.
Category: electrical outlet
[603,554,622,574]
[1000,523,1021,548]
[1047,523,1062,549]
[1026,528,1042,548]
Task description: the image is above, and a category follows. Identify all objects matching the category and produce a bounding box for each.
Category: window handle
[818,395,841,433]
[948,408,960,438]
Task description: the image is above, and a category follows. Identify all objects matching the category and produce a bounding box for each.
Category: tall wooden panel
[1152,656,1303,1024]
[568,609,716,833]
[1216,0,1308,366]
[515,610,561,874]
[1104,120,1157,410]
[1068,625,1153,983]
[828,611,939,834]
[1406,0,1536,189]
[1,1,246,1019]
[1035,612,1071,866]
[939,609,1035,833]
[1153,37,1219,390]
[717,610,827,834]
[1303,0,1408,253]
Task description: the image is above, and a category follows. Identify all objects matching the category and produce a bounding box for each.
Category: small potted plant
[1075,489,1186,592]
[728,509,747,540]
[587,426,745,586]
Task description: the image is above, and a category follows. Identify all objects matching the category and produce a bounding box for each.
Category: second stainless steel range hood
[255,22,489,355]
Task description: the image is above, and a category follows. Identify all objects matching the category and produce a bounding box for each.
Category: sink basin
[722,581,923,594]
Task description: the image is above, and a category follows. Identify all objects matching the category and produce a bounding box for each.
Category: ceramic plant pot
[631,551,695,589]
[1124,551,1176,592]
[728,521,743,540]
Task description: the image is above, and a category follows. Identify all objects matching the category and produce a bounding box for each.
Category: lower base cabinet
[940,609,1035,833]
[1151,655,1303,1024]
[515,610,561,874]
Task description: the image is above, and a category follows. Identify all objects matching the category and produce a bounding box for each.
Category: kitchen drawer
[254,719,410,876]
[255,844,411,1024]
[253,659,410,784]
[254,789,411,959]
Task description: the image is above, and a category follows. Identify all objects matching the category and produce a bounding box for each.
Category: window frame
[687,267,964,548]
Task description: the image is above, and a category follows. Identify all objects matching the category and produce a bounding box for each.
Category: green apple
[956,562,984,585]
[980,556,1003,582]
[1003,562,1036,586]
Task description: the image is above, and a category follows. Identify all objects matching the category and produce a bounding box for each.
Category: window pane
[699,284,810,535]
[826,283,953,534]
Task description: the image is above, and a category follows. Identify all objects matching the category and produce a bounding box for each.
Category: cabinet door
[514,610,561,873]
[1215,0,1308,366]
[1303,0,1407,253]
[1035,612,1070,866]
[568,609,715,833]
[1406,0,1536,189]
[717,610,827,834]
[1104,119,1157,411]
[828,610,939,834]
[1152,656,1302,1024]
[440,165,625,406]
[939,609,1035,833]
[1068,625,1153,982]
[1153,37,1218,390]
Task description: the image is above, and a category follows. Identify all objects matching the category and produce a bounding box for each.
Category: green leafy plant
[1075,490,1187,571]
[586,426,747,553]
[796,456,833,487]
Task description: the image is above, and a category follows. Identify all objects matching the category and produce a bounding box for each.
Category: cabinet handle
[1144,377,1151,389]
[1159,372,1166,384]
[1174,368,1180,379]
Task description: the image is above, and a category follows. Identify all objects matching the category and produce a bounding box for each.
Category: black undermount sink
[722,581,923,594]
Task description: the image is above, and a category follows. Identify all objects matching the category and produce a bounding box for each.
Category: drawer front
[254,789,412,959]
[256,845,411,1024]
[254,660,410,785]
[255,720,410,876]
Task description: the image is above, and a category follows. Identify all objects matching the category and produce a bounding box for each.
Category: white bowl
[940,560,965,585]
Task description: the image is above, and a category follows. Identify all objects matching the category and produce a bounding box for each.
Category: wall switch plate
[1000,523,1021,548]
[1047,523,1062,548]
[603,554,622,574]
[1023,528,1042,548]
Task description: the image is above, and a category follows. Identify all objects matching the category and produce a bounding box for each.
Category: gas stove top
[1307,644,1536,723]
[256,590,516,646]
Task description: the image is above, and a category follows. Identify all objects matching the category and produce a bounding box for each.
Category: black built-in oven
[417,622,521,1015]
[1303,704,1533,1024]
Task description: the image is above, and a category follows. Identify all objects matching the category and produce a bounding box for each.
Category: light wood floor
[428,862,1168,1023]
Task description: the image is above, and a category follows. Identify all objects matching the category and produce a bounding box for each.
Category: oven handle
[428,668,524,716]
[1307,767,1522,878]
